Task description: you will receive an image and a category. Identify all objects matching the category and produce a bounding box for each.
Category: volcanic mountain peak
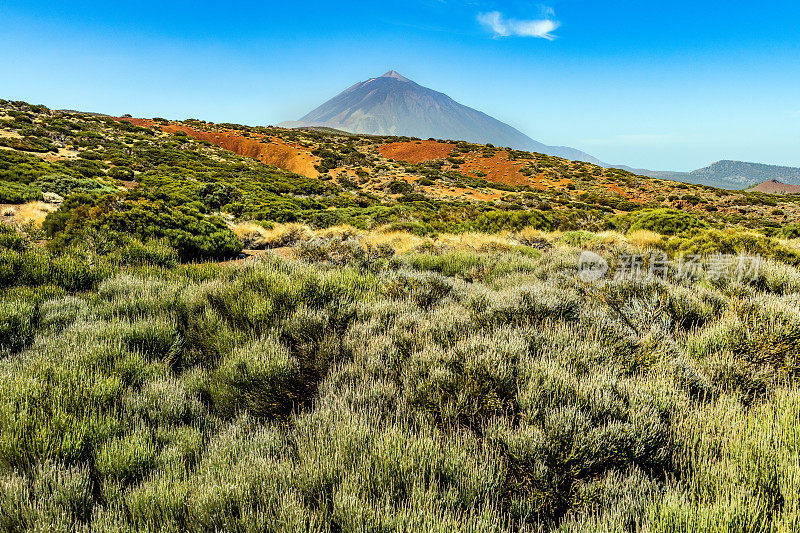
[279,71,602,164]
[379,70,411,82]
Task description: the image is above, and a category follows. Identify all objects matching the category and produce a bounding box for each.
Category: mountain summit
[379,70,411,82]
[279,71,601,164]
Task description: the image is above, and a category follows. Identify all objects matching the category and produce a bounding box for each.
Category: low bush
[663,229,800,266]
[0,299,36,353]
[209,335,302,420]
[623,208,708,235]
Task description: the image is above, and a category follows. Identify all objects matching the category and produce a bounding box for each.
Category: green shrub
[210,335,302,420]
[780,223,800,239]
[296,238,394,270]
[47,196,242,261]
[103,237,179,268]
[107,166,134,179]
[0,299,36,353]
[388,180,413,194]
[404,330,525,425]
[33,173,116,197]
[95,426,157,485]
[560,230,597,247]
[0,248,109,292]
[624,208,708,235]
[0,223,27,251]
[0,180,41,203]
[664,229,800,266]
[0,461,93,531]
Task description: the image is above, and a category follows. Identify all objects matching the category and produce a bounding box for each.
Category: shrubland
[1,99,799,531]
[0,223,799,531]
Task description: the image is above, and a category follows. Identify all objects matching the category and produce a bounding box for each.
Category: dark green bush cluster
[662,228,800,266]
[0,181,41,203]
[45,193,242,260]
[0,247,109,292]
[623,208,709,235]
[387,179,413,194]
[0,135,56,153]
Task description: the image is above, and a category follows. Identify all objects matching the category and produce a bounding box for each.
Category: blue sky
[1,1,799,170]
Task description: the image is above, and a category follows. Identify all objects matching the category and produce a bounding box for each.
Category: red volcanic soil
[113,118,319,178]
[750,179,800,194]
[459,151,534,187]
[379,140,570,189]
[379,140,454,163]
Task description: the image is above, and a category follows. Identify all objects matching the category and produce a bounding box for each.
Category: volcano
[279,70,601,164]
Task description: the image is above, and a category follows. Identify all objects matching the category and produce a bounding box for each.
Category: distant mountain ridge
[279,71,603,164]
[610,160,800,189]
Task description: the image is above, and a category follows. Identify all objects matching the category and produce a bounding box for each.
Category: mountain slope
[280,71,602,164]
[686,160,800,188]
[611,160,800,189]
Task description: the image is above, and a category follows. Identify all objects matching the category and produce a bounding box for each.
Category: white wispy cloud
[477,10,560,40]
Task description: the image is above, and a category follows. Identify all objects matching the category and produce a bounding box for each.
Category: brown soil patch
[114,118,154,128]
[379,140,549,188]
[163,125,320,178]
[113,118,320,178]
[751,179,800,194]
[458,152,530,186]
[606,183,628,197]
[379,140,454,163]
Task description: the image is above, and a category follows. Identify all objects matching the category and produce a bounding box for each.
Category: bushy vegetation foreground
[1,227,799,532]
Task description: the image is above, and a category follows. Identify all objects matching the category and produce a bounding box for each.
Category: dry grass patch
[627,230,664,248]
[437,232,514,251]
[230,222,311,249]
[314,225,361,241]
[13,201,56,228]
[593,231,628,246]
[362,229,426,254]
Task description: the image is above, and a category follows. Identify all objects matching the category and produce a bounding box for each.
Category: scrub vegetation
[0,99,799,531]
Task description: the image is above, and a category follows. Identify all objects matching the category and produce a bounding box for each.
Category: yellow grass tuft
[437,232,513,251]
[14,201,56,228]
[593,231,627,245]
[627,230,663,249]
[230,221,270,248]
[230,222,313,249]
[361,229,425,254]
[314,225,360,241]
[515,226,548,244]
